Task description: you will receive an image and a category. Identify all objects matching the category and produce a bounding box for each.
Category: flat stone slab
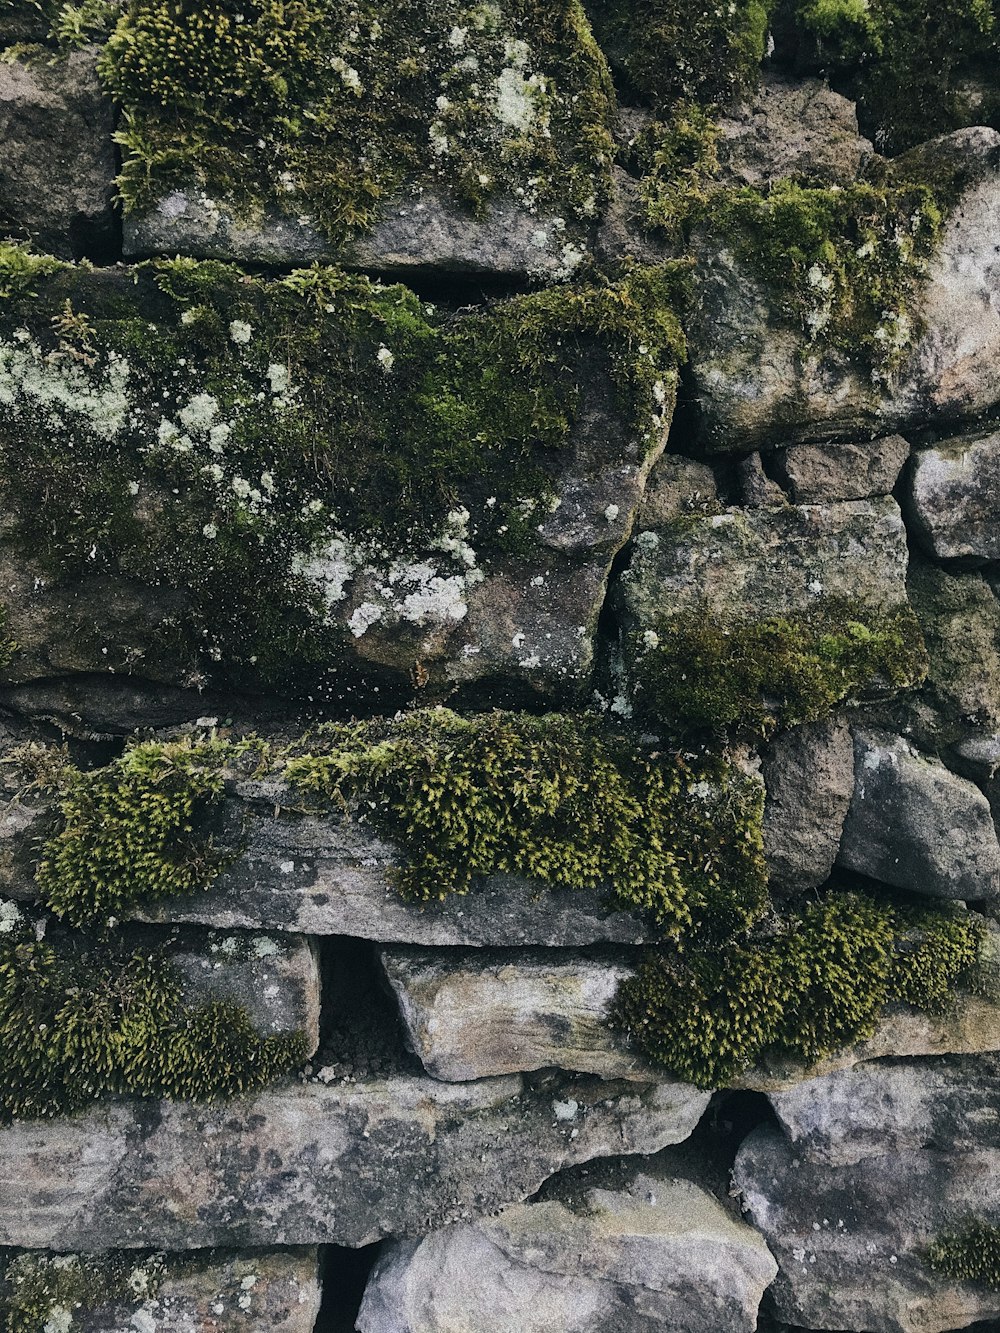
[0,1247,322,1332]
[357,1170,777,1333]
[735,1125,1000,1333]
[0,1073,709,1251]
[907,427,1000,563]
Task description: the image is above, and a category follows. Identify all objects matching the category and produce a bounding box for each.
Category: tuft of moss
[628,103,721,239]
[0,242,67,299]
[615,895,983,1086]
[285,708,768,940]
[587,0,773,109]
[34,740,230,927]
[0,908,307,1120]
[710,176,945,381]
[1,1251,165,1333]
[928,1222,1000,1289]
[101,0,616,240]
[632,602,928,736]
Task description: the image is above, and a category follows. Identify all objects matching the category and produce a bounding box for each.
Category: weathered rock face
[0,1074,709,1251]
[0,1247,323,1333]
[773,435,911,504]
[0,49,117,259]
[837,728,1000,900]
[907,428,1000,564]
[357,1171,777,1333]
[761,718,855,894]
[735,1124,1000,1333]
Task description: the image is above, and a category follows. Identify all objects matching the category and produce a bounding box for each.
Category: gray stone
[736,452,786,507]
[622,498,912,630]
[380,947,652,1082]
[357,1171,776,1333]
[907,428,1000,563]
[124,186,595,284]
[0,1073,710,1251]
[634,453,720,528]
[1,1247,322,1332]
[766,1051,1000,1166]
[717,74,874,188]
[761,718,855,894]
[774,434,910,503]
[837,729,1000,900]
[0,48,116,258]
[735,1125,1000,1333]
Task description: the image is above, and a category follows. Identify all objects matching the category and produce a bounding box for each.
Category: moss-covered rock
[0,252,683,702]
[928,1221,1000,1290]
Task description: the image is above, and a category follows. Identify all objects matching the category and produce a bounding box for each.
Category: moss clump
[928,1222,1000,1289]
[633,603,928,736]
[0,909,307,1119]
[0,254,684,690]
[35,740,229,927]
[101,0,616,239]
[587,0,773,109]
[711,176,945,381]
[788,0,999,154]
[0,0,119,54]
[627,103,721,239]
[285,708,767,939]
[616,895,982,1086]
[0,242,67,299]
[1,1251,165,1333]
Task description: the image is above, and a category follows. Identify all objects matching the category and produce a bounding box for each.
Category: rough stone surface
[735,1124,1000,1333]
[634,453,720,529]
[0,1074,710,1251]
[774,435,910,503]
[380,948,652,1082]
[907,427,1000,563]
[717,74,874,187]
[622,498,912,630]
[0,48,116,258]
[3,1247,323,1332]
[357,1171,777,1333]
[837,728,1000,900]
[761,717,855,894]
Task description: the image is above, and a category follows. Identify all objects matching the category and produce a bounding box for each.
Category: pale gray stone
[761,718,855,894]
[357,1171,777,1333]
[837,729,1000,900]
[774,434,910,503]
[907,428,1000,563]
[1,1247,322,1332]
[0,48,116,258]
[0,1074,710,1250]
[735,1124,1000,1333]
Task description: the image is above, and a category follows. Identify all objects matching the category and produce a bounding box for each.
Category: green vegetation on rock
[0,251,684,690]
[633,602,928,736]
[0,0,119,50]
[616,895,983,1086]
[0,901,307,1119]
[928,1221,1000,1289]
[101,0,616,239]
[1,1251,165,1332]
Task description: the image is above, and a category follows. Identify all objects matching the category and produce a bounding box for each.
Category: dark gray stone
[762,718,854,894]
[774,435,910,503]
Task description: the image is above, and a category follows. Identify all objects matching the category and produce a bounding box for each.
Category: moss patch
[616,895,982,1086]
[0,251,684,691]
[0,0,119,50]
[0,902,306,1119]
[1,1251,165,1332]
[100,0,616,241]
[632,602,928,737]
[928,1221,1000,1289]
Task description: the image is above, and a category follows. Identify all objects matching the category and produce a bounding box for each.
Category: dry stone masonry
[0,1,999,1330]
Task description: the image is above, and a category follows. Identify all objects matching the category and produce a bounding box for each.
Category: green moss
[789,0,999,154]
[587,0,773,109]
[628,103,721,238]
[0,906,307,1119]
[34,740,230,927]
[633,602,928,737]
[0,253,684,690]
[928,1222,1000,1289]
[1,1251,165,1333]
[285,708,768,939]
[615,895,983,1086]
[710,176,945,381]
[0,0,119,54]
[0,243,67,299]
[100,0,616,239]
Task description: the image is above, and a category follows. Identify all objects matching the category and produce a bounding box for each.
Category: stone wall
[1,2,1000,1330]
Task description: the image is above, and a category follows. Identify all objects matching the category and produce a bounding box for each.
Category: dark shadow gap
[314,1242,381,1333]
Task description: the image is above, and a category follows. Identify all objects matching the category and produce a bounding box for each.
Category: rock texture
[0,1074,709,1251]
[837,729,1000,900]
[357,1171,777,1333]
[907,428,1000,563]
[774,435,911,503]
